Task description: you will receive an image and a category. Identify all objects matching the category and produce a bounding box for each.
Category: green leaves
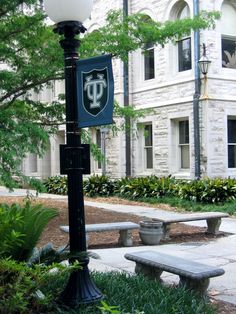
[83,175,116,197]
[0,1,65,188]
[0,2,220,188]
[177,178,236,203]
[43,175,68,195]
[0,258,75,313]
[44,174,236,208]
[0,261,215,314]
[0,201,58,261]
[80,10,220,61]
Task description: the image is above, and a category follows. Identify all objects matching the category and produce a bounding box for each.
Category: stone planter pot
[139,220,163,245]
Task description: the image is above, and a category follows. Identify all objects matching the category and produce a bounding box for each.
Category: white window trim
[137,122,154,175]
[29,153,38,173]
[168,115,191,178]
[91,129,102,174]
[213,111,235,178]
[139,48,156,84]
[143,44,155,81]
[144,125,153,170]
[227,116,236,172]
[221,35,236,70]
[166,1,194,78]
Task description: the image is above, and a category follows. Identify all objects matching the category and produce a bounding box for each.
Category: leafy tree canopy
[0,0,219,188]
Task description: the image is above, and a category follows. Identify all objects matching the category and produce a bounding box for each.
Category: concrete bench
[153,212,229,239]
[60,222,139,247]
[125,250,225,295]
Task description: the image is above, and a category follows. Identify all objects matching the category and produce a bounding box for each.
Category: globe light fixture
[44,0,93,23]
[44,0,103,307]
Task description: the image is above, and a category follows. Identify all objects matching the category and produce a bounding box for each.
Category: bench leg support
[162,224,171,239]
[207,218,221,234]
[118,230,133,247]
[179,276,210,295]
[135,263,163,282]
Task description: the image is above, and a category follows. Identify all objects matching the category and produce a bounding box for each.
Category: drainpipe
[193,0,201,179]
[123,0,131,177]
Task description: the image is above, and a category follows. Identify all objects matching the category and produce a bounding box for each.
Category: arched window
[176,2,192,72]
[221,2,236,69]
[141,15,155,80]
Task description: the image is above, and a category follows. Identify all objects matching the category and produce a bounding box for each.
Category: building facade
[23,0,236,180]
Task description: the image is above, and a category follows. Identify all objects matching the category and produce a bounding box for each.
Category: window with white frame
[144,124,153,169]
[96,129,102,170]
[178,37,191,72]
[228,118,236,168]
[222,38,236,68]
[29,153,38,173]
[179,120,190,169]
[140,15,155,80]
[221,3,236,69]
[144,42,155,80]
[170,1,192,72]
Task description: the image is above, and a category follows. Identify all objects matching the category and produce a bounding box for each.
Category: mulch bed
[0,196,228,249]
[1,195,236,314]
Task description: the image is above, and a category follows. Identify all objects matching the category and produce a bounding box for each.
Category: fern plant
[0,201,58,261]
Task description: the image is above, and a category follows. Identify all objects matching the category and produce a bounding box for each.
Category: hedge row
[43,175,236,204]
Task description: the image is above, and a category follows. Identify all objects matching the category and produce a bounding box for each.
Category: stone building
[22,0,236,180]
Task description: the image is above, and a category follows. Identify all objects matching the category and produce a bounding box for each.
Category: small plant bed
[0,259,217,314]
[0,197,229,250]
[0,196,235,313]
[43,175,236,216]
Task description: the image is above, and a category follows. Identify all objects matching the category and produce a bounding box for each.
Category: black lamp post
[44,0,102,306]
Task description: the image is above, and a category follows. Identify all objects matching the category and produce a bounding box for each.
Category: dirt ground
[1,195,236,313]
[0,195,229,249]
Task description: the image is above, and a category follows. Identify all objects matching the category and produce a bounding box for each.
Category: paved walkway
[1,186,236,305]
[85,201,236,305]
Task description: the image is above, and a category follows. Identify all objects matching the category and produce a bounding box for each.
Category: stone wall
[80,0,236,179]
[23,0,236,180]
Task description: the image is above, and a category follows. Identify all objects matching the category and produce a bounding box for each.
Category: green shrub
[44,175,68,195]
[0,258,75,314]
[0,201,58,261]
[84,175,116,197]
[177,178,236,203]
[116,176,236,205]
[44,174,236,206]
[116,176,176,200]
[0,263,216,314]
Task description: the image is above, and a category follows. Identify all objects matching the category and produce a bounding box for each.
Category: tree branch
[0,15,45,41]
[0,74,64,108]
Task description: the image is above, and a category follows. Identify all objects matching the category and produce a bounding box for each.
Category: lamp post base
[60,264,103,306]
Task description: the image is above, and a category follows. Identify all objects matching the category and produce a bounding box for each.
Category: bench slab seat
[125,250,225,295]
[60,222,139,247]
[153,212,229,239]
